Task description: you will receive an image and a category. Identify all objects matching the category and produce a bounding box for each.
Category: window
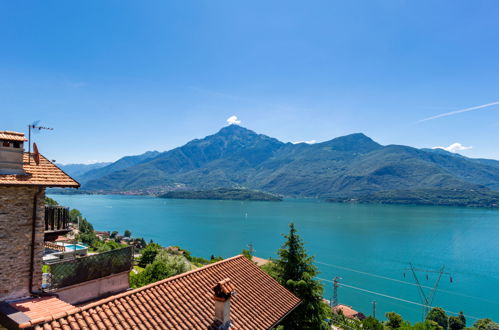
[2,141,9,147]
[13,142,20,148]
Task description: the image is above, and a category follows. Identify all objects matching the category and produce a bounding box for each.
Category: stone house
[0,130,301,329]
[0,131,79,327]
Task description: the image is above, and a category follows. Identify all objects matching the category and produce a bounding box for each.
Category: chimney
[213,278,236,329]
[0,131,27,175]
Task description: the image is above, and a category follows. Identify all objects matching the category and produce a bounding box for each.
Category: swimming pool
[55,242,88,251]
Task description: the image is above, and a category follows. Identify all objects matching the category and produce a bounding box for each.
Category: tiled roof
[20,255,301,330]
[10,297,75,321]
[251,256,270,267]
[0,153,79,187]
[333,304,366,320]
[0,131,27,142]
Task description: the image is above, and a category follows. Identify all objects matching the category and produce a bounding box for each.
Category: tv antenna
[404,263,452,320]
[27,121,53,164]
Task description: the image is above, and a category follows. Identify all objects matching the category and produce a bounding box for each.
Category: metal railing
[44,241,65,252]
[43,246,133,290]
[45,206,70,231]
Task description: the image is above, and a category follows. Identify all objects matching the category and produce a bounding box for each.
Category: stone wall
[0,186,45,301]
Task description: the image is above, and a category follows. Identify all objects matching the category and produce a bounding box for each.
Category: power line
[315,260,499,305]
[256,249,499,305]
[316,261,421,286]
[316,277,481,321]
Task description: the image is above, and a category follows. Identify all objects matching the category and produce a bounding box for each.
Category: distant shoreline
[46,191,499,210]
[159,188,283,202]
[51,187,499,208]
[328,188,499,209]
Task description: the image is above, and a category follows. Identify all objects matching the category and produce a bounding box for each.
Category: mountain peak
[320,133,382,153]
[217,124,255,136]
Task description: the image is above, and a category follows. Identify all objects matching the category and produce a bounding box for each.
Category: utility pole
[332,277,341,307]
[372,301,376,318]
[247,242,254,256]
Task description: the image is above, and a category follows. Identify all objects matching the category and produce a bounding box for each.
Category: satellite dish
[33,143,40,165]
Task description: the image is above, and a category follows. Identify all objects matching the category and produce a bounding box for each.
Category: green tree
[473,318,499,330]
[45,197,59,206]
[110,231,118,239]
[260,259,280,280]
[410,320,443,330]
[241,249,252,260]
[449,312,466,330]
[426,308,448,329]
[274,223,329,329]
[138,243,162,268]
[363,316,384,330]
[386,312,404,329]
[96,240,122,252]
[130,252,188,288]
[124,230,132,238]
[69,209,83,224]
[154,250,188,274]
[77,217,98,246]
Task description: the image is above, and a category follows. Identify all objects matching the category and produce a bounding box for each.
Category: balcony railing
[43,246,134,290]
[44,205,71,240]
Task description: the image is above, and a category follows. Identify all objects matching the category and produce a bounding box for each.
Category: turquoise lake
[49,194,499,324]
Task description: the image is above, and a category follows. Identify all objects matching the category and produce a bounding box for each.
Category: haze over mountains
[61,125,499,205]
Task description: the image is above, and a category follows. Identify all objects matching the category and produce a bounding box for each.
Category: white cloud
[226,115,241,125]
[292,140,317,144]
[432,143,472,153]
[418,101,499,122]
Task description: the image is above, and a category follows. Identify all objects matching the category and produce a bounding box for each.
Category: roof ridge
[87,254,246,305]
[19,255,247,328]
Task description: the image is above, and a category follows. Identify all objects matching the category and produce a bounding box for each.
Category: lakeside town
[1,130,498,329]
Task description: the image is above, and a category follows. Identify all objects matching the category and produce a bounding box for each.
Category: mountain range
[62,125,499,206]
[57,162,111,179]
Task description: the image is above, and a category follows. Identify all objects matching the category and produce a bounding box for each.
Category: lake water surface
[49,194,499,324]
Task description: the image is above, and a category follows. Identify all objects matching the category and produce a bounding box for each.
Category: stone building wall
[0,185,45,301]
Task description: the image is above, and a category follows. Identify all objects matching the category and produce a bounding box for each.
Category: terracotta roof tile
[0,131,27,142]
[21,255,300,330]
[251,256,270,267]
[333,304,366,320]
[10,296,75,321]
[0,153,79,187]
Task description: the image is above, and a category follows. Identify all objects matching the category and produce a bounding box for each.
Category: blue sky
[1,1,499,163]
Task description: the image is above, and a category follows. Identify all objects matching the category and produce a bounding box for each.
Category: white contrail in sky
[418,101,499,122]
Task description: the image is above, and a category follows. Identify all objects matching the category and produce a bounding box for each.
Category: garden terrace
[43,246,134,291]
